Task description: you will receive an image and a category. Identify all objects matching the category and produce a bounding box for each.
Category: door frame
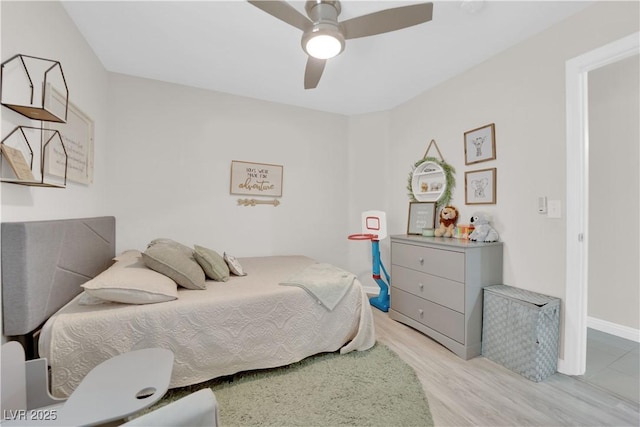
[561,32,639,375]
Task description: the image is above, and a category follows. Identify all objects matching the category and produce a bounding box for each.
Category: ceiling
[61,1,592,115]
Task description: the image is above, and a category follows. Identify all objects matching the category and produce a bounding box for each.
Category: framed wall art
[464,123,496,165]
[44,88,94,184]
[230,160,283,197]
[465,168,496,205]
[406,201,436,234]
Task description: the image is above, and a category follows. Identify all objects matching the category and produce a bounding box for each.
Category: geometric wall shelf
[1,54,68,123]
[1,126,67,188]
[411,160,447,203]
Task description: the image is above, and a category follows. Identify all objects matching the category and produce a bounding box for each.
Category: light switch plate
[548,200,562,218]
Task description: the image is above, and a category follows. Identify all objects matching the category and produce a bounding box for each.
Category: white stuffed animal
[468,212,499,242]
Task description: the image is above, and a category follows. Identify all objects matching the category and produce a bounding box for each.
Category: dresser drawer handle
[418,283,424,292]
[418,257,424,265]
[418,309,424,318]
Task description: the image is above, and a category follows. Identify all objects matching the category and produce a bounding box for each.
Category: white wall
[106,73,351,269]
[588,54,639,330]
[1,1,109,221]
[346,1,639,358]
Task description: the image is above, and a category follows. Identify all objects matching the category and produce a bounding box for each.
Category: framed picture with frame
[44,87,94,184]
[230,160,283,197]
[464,123,496,165]
[465,168,497,205]
[406,202,437,235]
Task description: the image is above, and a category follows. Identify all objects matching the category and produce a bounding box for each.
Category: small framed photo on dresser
[407,202,436,235]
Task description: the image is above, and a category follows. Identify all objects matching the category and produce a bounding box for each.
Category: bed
[1,217,375,398]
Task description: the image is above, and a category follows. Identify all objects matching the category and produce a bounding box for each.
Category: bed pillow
[224,252,247,276]
[82,258,178,304]
[143,244,206,290]
[193,245,230,282]
[113,249,143,263]
[78,292,111,305]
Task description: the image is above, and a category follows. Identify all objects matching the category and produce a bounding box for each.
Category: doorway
[563,32,640,376]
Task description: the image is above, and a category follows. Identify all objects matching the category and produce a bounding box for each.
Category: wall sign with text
[44,88,94,184]
[230,160,283,197]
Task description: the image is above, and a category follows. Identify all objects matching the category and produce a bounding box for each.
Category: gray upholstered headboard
[1,216,115,339]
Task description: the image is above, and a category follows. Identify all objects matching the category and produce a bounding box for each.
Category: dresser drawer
[392,265,464,313]
[392,242,464,282]
[391,288,465,344]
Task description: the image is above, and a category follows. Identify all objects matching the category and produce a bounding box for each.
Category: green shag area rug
[149,343,433,427]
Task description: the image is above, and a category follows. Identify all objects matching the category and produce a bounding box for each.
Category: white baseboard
[363,286,379,296]
[587,317,640,343]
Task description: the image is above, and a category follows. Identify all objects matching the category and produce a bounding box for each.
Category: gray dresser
[389,235,503,360]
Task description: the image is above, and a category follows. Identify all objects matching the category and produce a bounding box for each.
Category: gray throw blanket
[280,263,355,311]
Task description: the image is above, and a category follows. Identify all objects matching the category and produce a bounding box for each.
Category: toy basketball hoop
[348,233,378,241]
[348,211,390,312]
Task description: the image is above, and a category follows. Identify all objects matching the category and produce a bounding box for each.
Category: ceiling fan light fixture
[305,34,342,59]
[249,0,434,89]
[302,24,345,59]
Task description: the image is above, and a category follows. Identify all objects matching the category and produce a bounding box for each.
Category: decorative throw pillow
[147,238,195,259]
[143,245,206,290]
[81,258,178,304]
[224,252,247,276]
[193,245,230,282]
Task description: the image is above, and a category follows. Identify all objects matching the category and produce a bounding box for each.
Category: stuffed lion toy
[435,206,459,238]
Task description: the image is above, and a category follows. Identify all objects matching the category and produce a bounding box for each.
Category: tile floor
[577,328,640,404]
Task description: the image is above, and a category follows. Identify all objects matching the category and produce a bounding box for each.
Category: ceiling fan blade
[341,2,433,40]
[247,1,311,32]
[304,57,326,89]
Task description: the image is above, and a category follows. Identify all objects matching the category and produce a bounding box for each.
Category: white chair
[1,341,65,415]
[121,389,219,427]
[1,342,199,426]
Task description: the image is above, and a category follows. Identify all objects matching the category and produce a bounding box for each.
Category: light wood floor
[372,309,640,427]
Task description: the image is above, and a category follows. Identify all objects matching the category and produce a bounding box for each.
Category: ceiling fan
[248,0,434,89]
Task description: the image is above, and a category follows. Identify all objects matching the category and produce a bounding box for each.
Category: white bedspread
[39,256,375,398]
